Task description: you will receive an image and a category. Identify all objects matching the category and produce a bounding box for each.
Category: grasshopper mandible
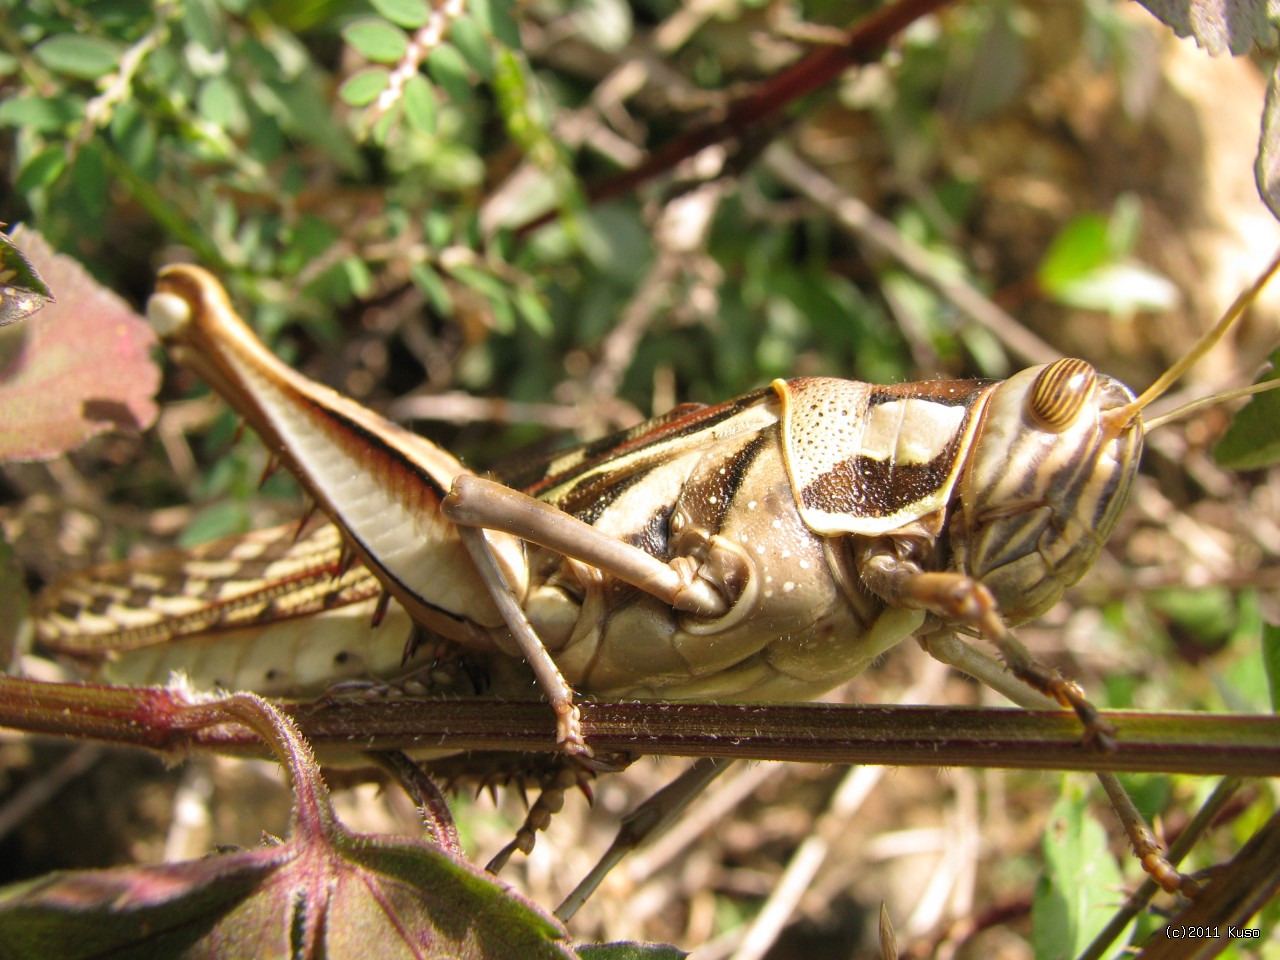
[32,256,1280,888]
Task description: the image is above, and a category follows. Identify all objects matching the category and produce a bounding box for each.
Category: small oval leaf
[338,67,390,106]
[33,35,123,80]
[343,19,410,64]
[371,0,431,28]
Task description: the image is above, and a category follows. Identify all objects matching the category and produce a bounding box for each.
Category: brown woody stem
[1,676,1277,777]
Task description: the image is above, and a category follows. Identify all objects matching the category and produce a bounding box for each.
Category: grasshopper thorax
[950,359,1143,626]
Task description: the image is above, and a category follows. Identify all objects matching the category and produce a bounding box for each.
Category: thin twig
[763,143,1059,367]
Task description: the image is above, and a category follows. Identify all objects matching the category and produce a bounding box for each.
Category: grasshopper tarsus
[555,703,592,758]
[1144,854,1200,897]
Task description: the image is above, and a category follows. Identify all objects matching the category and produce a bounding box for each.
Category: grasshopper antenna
[1105,247,1280,433]
[1143,373,1280,431]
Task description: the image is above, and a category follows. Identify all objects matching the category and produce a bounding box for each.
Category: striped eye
[1027,358,1098,431]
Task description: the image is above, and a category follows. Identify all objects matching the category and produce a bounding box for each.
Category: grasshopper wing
[31,519,432,695]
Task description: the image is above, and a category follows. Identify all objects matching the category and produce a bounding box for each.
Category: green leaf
[410,263,454,315]
[1037,214,1111,293]
[468,0,521,47]
[1214,350,1280,469]
[371,0,431,28]
[181,0,224,52]
[1048,263,1179,313]
[1264,623,1280,713]
[33,35,123,80]
[451,17,494,80]
[513,286,553,336]
[343,19,410,64]
[71,142,110,225]
[426,44,474,104]
[338,67,390,106]
[341,256,375,298]
[0,94,84,132]
[197,75,248,134]
[14,146,68,195]
[1032,783,1131,960]
[402,74,437,133]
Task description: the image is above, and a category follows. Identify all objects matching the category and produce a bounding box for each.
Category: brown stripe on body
[687,432,771,533]
[523,389,773,499]
[548,463,660,526]
[800,451,967,519]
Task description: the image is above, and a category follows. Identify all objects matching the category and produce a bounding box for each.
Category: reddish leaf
[0,226,159,462]
[0,693,581,959]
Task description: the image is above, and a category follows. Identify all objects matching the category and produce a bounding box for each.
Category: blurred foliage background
[2,0,1280,957]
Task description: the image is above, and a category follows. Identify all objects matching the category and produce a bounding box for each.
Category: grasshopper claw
[556,703,593,758]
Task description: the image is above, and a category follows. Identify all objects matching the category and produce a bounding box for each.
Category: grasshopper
[31,256,1280,893]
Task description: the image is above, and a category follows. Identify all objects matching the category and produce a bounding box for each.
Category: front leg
[857,542,1113,747]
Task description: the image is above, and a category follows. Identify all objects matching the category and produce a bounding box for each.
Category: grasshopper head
[952,247,1280,625]
[950,358,1143,625]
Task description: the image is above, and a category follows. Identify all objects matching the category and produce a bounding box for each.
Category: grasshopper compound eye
[1026,357,1099,432]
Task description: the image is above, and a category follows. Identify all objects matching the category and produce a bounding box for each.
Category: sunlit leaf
[570,0,633,52]
[197,75,248,134]
[1264,624,1280,713]
[0,226,159,461]
[1047,263,1179,314]
[1032,783,1131,960]
[1037,214,1109,292]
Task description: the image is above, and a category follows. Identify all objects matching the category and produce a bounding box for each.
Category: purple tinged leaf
[1259,64,1280,224]
[0,226,159,462]
[1134,0,1276,55]
[0,693,580,958]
